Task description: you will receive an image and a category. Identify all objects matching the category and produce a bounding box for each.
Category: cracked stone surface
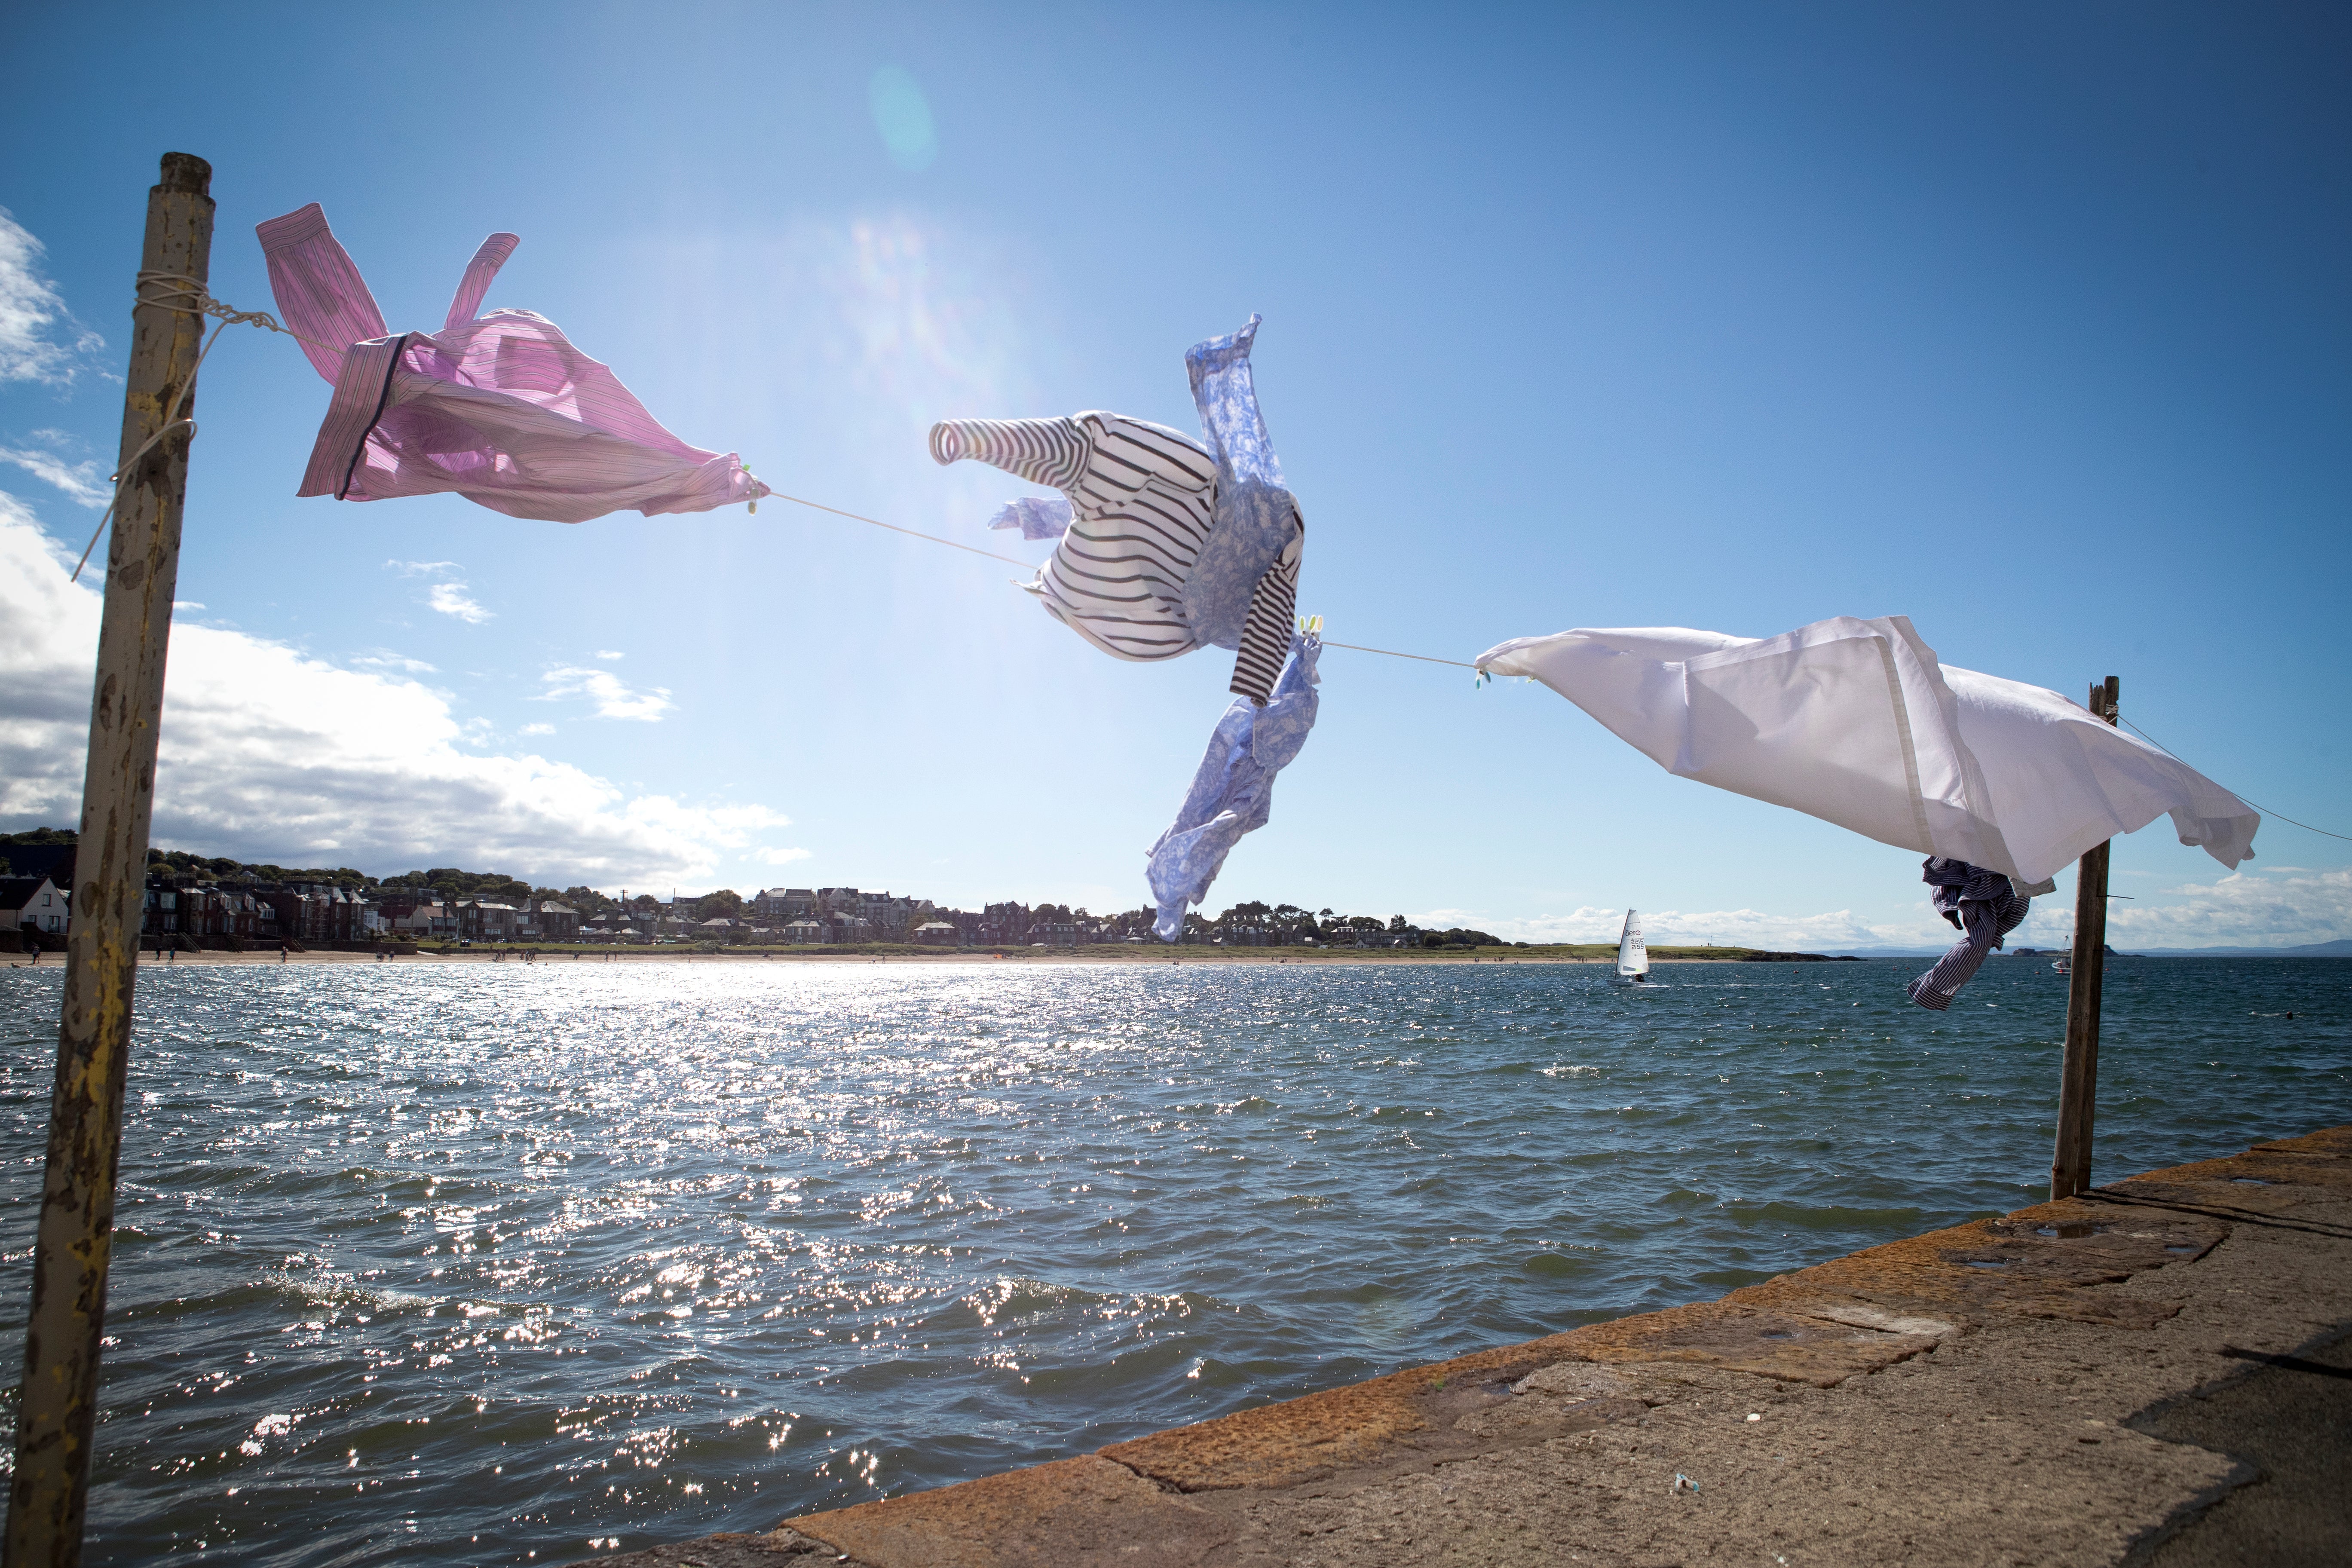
[574,1125,2352,1568]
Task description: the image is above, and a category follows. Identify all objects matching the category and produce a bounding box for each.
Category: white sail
[1616,909,1649,978]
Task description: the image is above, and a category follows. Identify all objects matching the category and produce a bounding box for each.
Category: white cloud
[2104,867,2352,949]
[426,582,491,623]
[383,559,492,623]
[594,649,624,661]
[520,722,556,736]
[173,600,205,612]
[541,665,675,722]
[0,210,106,386]
[0,492,785,884]
[0,443,107,505]
[350,650,436,674]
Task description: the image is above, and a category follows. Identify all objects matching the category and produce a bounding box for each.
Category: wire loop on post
[70,276,316,583]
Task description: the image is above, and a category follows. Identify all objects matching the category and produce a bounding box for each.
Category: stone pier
[585,1126,2352,1568]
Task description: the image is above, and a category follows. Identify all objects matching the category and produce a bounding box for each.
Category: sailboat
[1612,909,1650,984]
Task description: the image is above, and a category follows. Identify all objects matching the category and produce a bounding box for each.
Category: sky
[1,1,2346,950]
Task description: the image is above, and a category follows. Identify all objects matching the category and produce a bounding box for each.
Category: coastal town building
[455,900,520,943]
[392,903,456,939]
[3,876,66,938]
[518,901,579,942]
[753,888,818,922]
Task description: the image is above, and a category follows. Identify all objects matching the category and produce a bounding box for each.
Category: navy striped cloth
[1906,858,2033,1011]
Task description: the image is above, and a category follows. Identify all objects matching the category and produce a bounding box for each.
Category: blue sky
[2,1,2346,948]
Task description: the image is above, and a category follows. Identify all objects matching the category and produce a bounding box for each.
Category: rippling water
[0,956,2343,1565]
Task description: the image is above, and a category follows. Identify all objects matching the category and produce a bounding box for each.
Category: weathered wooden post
[2051,674,2119,1201]
[7,152,213,1568]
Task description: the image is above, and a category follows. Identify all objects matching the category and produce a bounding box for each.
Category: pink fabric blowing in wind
[258,203,766,524]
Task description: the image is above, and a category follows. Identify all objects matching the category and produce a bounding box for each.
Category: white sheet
[1475,615,2257,884]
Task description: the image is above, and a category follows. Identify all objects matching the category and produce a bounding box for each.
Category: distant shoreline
[13,943,2338,970]
[12,943,1866,968]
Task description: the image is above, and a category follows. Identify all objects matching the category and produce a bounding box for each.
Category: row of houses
[0,875,591,949]
[9,863,1438,953]
[701,894,1426,949]
[746,888,938,939]
[557,890,1069,948]
[403,898,581,943]
[131,880,581,947]
[138,880,393,944]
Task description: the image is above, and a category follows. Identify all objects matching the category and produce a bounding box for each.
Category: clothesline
[766,490,1032,568]
[761,490,1478,668]
[97,273,1483,674]
[2118,716,2352,844]
[1322,640,1476,670]
[91,276,2346,844]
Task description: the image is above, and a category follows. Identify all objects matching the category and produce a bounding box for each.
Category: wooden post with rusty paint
[6,152,213,1568]
[2051,674,2119,1201]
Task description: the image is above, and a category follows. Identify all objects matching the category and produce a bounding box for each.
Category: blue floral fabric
[1146,631,1322,940]
[1180,315,1302,651]
[987,495,1072,541]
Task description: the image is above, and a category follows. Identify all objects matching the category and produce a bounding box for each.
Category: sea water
[0,957,2343,1566]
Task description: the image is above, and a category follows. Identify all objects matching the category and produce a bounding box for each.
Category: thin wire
[767,491,1036,568]
[87,295,1570,685]
[771,491,1477,668]
[2119,715,2352,843]
[1323,640,1478,670]
[105,291,1490,675]
[71,315,224,581]
[71,411,198,580]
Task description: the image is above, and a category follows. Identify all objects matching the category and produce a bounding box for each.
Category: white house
[1,876,66,936]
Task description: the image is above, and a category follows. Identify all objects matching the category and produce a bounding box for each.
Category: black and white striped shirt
[930,412,1301,704]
